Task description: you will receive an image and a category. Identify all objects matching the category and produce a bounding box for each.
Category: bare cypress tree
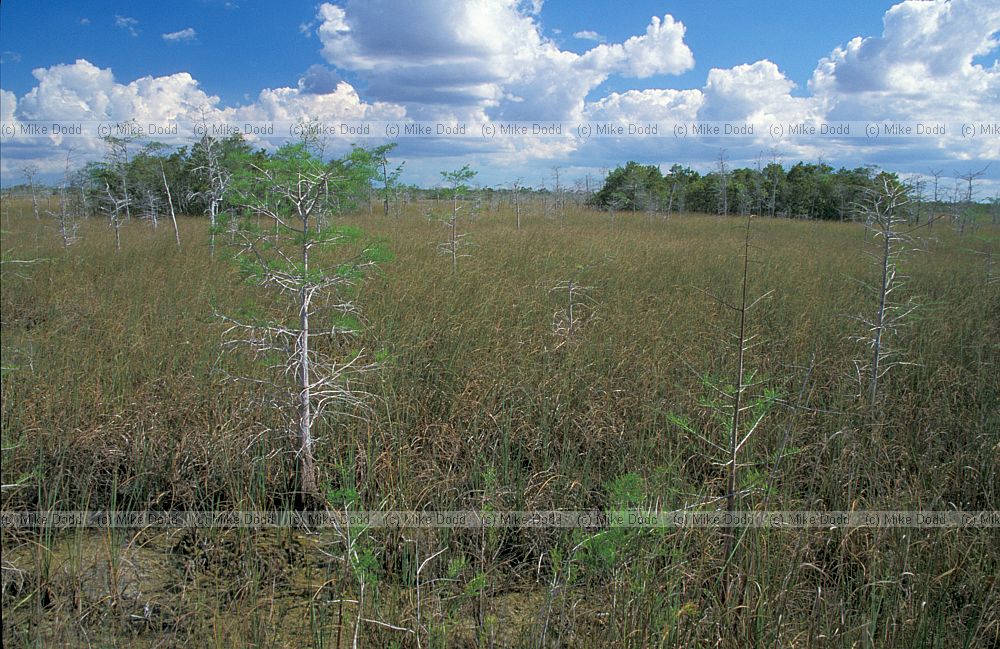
[927,168,943,229]
[18,164,40,221]
[103,183,128,252]
[851,176,918,408]
[510,178,523,230]
[550,273,595,348]
[98,129,136,251]
[958,164,990,206]
[909,176,925,225]
[369,143,403,217]
[551,166,565,224]
[219,143,386,496]
[48,151,79,248]
[102,124,137,221]
[439,165,476,274]
[161,160,181,248]
[71,167,91,219]
[193,134,230,257]
[190,113,237,257]
[716,149,729,217]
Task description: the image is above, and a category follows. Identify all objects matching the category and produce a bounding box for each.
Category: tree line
[7,133,404,248]
[8,135,997,229]
[589,158,996,222]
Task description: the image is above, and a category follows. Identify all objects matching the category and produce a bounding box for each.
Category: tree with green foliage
[188,131,252,255]
[370,143,404,216]
[219,142,391,496]
[664,164,697,216]
[591,161,664,212]
[439,164,477,274]
[593,159,905,221]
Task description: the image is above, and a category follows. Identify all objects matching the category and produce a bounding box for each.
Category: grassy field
[2,197,998,647]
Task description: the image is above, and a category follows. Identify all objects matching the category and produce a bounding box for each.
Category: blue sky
[0,2,893,103]
[1,1,998,193]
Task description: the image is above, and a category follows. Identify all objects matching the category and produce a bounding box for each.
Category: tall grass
[2,198,997,646]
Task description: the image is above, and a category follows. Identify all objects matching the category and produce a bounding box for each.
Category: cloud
[296,65,342,94]
[599,14,694,78]
[0,58,406,178]
[314,1,694,121]
[114,15,139,37]
[810,0,1000,116]
[700,60,818,124]
[1,88,17,123]
[162,28,197,43]
[808,0,1000,157]
[521,0,543,15]
[0,88,45,176]
[585,87,703,123]
[80,18,91,26]
[574,30,604,43]
[16,60,207,123]
[10,58,404,128]
[237,80,406,124]
[1,51,22,64]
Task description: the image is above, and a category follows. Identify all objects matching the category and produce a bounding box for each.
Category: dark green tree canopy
[591,159,904,220]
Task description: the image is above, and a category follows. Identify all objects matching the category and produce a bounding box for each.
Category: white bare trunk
[298,213,318,494]
[871,229,891,406]
[162,165,181,248]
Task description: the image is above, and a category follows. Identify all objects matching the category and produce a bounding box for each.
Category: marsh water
[2,526,557,647]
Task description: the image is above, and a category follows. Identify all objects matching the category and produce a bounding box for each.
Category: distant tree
[510,178,523,230]
[716,149,729,217]
[551,166,565,222]
[957,164,990,205]
[102,182,128,252]
[189,128,249,255]
[131,143,168,232]
[102,121,139,221]
[665,164,696,216]
[439,165,477,274]
[48,151,79,248]
[18,164,40,221]
[591,161,665,212]
[371,143,404,216]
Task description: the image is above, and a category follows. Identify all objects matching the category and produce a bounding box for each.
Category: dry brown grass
[2,198,997,646]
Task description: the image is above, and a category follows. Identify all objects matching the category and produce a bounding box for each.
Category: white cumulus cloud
[811,0,1000,118]
[701,60,819,125]
[573,30,604,42]
[1,88,18,123]
[809,0,1000,157]
[313,1,694,121]
[0,59,407,176]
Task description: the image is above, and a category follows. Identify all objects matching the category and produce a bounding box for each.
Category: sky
[1,0,998,195]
